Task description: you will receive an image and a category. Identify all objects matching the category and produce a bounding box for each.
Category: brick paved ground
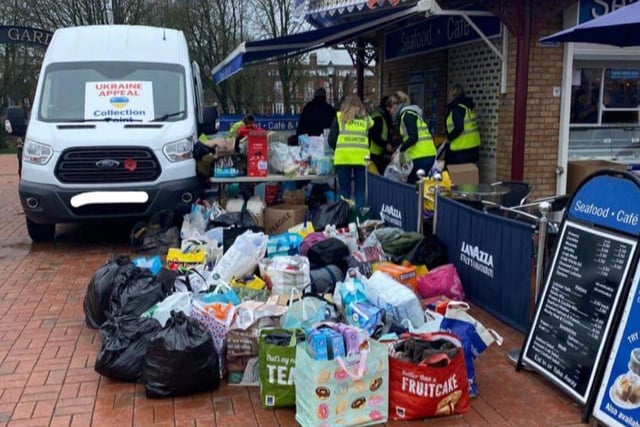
[0,154,591,426]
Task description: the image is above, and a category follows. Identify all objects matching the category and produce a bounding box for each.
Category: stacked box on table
[248,129,268,177]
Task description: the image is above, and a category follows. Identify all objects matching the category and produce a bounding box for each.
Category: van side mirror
[4,106,27,137]
[198,106,217,135]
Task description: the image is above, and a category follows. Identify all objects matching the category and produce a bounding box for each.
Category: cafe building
[289,0,640,196]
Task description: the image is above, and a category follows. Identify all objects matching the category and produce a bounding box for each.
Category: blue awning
[212,4,421,84]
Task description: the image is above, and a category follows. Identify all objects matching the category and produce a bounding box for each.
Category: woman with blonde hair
[386,91,437,184]
[328,94,373,210]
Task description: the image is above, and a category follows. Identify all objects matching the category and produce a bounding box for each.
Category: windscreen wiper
[68,117,143,123]
[151,110,186,122]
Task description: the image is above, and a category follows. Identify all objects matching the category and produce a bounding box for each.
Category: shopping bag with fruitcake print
[294,339,389,427]
[388,331,470,420]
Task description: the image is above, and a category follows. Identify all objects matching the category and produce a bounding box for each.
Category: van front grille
[55,147,161,183]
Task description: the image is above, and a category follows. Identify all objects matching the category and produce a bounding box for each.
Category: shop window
[569,66,640,162]
[570,68,600,124]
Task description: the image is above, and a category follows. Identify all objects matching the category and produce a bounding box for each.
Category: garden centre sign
[0,26,52,48]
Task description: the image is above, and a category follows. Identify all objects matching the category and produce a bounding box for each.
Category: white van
[5,25,215,241]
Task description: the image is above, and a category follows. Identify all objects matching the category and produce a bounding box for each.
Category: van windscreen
[38,61,186,123]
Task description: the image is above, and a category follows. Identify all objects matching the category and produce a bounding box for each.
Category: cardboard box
[282,188,306,205]
[247,130,268,177]
[567,160,626,194]
[447,163,479,185]
[372,262,417,292]
[264,203,307,235]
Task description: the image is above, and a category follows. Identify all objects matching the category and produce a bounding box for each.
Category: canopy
[212,4,421,84]
[539,1,640,47]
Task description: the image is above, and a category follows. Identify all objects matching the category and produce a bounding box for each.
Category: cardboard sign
[84,81,155,121]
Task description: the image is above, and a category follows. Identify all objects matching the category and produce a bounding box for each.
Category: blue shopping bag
[267,232,303,258]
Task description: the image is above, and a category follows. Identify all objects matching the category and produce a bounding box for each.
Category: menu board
[593,266,640,426]
[522,220,636,403]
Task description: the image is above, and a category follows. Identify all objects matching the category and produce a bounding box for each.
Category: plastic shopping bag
[258,255,310,295]
[417,264,465,301]
[212,230,268,283]
[364,271,425,329]
[142,291,192,327]
[384,151,412,183]
[281,289,331,330]
[440,304,503,397]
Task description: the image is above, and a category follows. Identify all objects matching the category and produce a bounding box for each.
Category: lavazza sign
[460,241,494,278]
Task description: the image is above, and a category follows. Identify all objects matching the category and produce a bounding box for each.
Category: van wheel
[26,218,55,242]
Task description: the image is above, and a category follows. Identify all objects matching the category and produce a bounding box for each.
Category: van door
[192,60,204,125]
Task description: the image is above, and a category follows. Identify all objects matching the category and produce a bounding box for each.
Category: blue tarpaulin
[367,172,418,232]
[436,196,535,332]
[212,5,420,84]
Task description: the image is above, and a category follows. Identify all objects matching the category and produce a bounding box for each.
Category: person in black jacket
[367,96,395,174]
[296,88,336,138]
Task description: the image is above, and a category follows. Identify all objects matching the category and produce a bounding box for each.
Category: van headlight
[23,139,53,165]
[163,137,194,162]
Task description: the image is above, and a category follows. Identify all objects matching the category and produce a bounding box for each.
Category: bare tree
[163,0,256,114]
[249,0,307,114]
[20,0,159,29]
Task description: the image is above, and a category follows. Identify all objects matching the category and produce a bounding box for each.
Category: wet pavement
[0,154,590,426]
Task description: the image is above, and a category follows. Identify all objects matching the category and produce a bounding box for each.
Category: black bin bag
[143,311,220,398]
[403,234,448,270]
[312,199,350,231]
[130,209,180,254]
[83,255,134,329]
[95,315,162,382]
[108,267,168,318]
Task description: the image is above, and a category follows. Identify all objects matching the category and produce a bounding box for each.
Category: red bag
[388,331,470,420]
[417,264,465,301]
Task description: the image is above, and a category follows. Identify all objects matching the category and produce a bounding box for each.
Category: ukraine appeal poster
[593,265,640,427]
[84,81,154,122]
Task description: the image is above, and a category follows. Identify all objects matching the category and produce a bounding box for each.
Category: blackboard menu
[522,220,636,403]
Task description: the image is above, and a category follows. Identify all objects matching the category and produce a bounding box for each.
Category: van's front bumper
[19,177,202,224]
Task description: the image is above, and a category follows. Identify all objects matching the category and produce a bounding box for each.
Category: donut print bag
[294,339,389,427]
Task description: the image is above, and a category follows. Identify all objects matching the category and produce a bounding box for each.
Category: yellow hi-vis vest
[334,112,372,166]
[368,108,388,155]
[399,110,436,160]
[228,120,244,138]
[446,104,481,151]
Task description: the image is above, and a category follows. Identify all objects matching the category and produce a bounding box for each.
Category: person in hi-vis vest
[228,114,256,140]
[367,96,395,174]
[386,91,437,184]
[328,94,373,210]
[445,84,481,164]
